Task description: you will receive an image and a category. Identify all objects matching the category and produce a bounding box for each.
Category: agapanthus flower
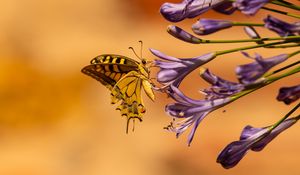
[160,0,224,22]
[264,15,300,36]
[150,48,216,87]
[277,85,300,104]
[244,26,264,44]
[192,19,233,35]
[236,52,288,84]
[217,117,298,169]
[233,0,269,15]
[199,68,244,99]
[213,1,236,15]
[165,85,231,145]
[167,25,202,44]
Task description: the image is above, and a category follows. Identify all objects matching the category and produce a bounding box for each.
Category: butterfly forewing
[81,55,139,90]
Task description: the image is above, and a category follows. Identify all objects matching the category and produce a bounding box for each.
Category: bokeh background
[0,0,299,175]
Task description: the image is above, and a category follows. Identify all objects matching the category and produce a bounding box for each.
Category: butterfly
[81,41,155,132]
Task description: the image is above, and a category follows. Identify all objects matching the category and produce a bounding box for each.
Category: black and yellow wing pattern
[81,54,154,132]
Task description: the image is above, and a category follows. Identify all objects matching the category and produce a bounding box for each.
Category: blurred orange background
[0,0,299,175]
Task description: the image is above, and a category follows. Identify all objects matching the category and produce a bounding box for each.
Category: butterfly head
[129,40,150,66]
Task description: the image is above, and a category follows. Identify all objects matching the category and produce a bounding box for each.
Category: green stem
[206,35,300,44]
[232,22,264,27]
[271,0,300,11]
[216,40,291,56]
[267,60,300,77]
[270,102,300,130]
[265,65,300,83]
[266,43,300,48]
[262,6,300,19]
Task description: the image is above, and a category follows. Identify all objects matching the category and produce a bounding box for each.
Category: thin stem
[267,60,300,76]
[266,65,300,83]
[206,35,300,44]
[216,40,291,56]
[262,6,300,19]
[232,22,264,27]
[167,25,300,44]
[266,43,300,48]
[270,102,300,130]
[271,0,300,11]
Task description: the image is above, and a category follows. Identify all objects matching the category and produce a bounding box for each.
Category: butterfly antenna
[129,47,142,60]
[139,40,143,59]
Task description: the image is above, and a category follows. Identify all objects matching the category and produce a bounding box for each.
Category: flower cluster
[153,0,300,169]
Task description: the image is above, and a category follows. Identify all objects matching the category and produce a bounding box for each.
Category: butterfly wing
[82,54,155,132]
[111,71,149,132]
[81,62,138,90]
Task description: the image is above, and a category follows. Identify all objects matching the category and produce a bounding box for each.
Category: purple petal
[233,0,269,15]
[213,1,237,15]
[187,112,209,146]
[236,53,289,84]
[252,118,298,151]
[160,0,225,22]
[218,117,299,169]
[151,49,216,87]
[264,15,300,36]
[192,19,233,35]
[240,125,267,140]
[150,48,181,62]
[244,26,264,44]
[157,69,179,83]
[200,68,244,99]
[277,85,300,105]
[217,140,251,169]
[167,25,202,44]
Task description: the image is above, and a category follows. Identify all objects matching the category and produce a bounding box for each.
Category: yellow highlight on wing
[142,80,155,101]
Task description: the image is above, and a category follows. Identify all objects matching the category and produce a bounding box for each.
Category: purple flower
[244,26,264,44]
[150,48,216,87]
[217,117,298,169]
[192,19,233,35]
[213,1,237,15]
[277,85,300,105]
[199,68,244,99]
[160,0,224,22]
[233,0,269,15]
[236,52,289,84]
[264,15,300,36]
[165,85,231,145]
[167,25,202,44]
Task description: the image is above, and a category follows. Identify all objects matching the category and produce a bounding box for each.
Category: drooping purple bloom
[160,0,224,22]
[167,25,202,44]
[244,26,264,44]
[192,19,233,35]
[236,52,289,84]
[217,117,298,169]
[150,48,216,87]
[264,15,300,36]
[165,85,231,145]
[213,1,237,15]
[199,68,244,99]
[233,0,269,15]
[277,85,300,105]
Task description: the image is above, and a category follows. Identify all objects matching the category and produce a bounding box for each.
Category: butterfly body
[82,53,154,132]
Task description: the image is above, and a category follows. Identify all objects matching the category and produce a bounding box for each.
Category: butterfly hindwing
[111,71,146,123]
